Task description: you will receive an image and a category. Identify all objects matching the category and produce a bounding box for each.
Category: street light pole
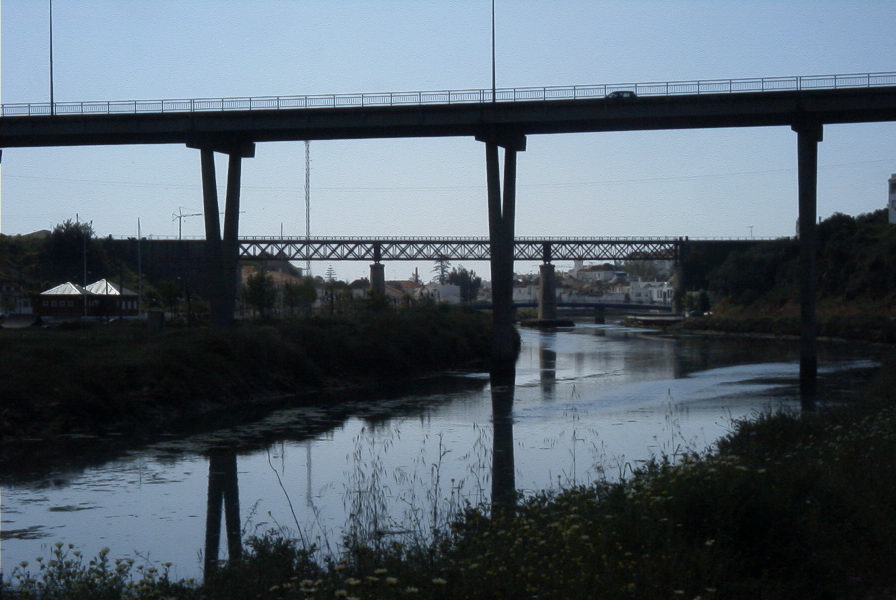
[49,0,55,114]
[491,0,496,102]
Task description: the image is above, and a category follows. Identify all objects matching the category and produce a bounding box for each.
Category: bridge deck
[2,73,896,148]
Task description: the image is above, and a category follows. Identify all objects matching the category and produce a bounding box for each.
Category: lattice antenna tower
[305,140,311,276]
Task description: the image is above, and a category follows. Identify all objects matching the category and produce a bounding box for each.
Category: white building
[418,283,461,304]
[569,261,621,284]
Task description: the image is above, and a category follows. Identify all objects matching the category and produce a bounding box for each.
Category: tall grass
[6,380,896,599]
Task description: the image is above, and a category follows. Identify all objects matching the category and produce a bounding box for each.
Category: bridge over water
[5,71,896,399]
[235,235,688,262]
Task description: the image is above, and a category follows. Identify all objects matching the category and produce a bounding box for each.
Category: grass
[670,299,896,343]
[5,361,896,599]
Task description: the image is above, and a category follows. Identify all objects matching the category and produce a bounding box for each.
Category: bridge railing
[4,72,896,117]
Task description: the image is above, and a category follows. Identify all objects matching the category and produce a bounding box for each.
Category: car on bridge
[606,90,637,99]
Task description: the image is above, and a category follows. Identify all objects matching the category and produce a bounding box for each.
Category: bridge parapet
[4,71,895,117]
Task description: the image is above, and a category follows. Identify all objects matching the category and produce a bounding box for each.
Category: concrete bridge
[5,71,896,400]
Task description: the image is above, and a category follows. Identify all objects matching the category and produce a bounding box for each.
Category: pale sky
[3,1,896,282]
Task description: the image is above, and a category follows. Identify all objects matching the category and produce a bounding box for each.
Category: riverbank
[670,313,896,343]
[0,306,497,444]
[5,354,894,599]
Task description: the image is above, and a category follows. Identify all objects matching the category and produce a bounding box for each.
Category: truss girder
[238,238,681,262]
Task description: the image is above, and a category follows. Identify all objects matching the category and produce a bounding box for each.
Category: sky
[2,0,896,283]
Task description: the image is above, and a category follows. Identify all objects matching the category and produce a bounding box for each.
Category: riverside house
[34,279,139,319]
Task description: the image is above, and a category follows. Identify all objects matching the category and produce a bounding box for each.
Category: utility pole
[172,207,202,240]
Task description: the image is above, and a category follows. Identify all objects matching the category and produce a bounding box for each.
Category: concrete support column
[221,153,244,327]
[672,239,686,314]
[200,150,226,327]
[478,130,526,373]
[369,263,385,296]
[195,141,255,328]
[793,120,823,409]
[537,263,557,321]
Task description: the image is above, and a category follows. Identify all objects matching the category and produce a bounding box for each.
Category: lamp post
[491,0,496,102]
[49,0,55,114]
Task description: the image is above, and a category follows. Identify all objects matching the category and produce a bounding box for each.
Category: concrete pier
[369,263,385,296]
[793,121,822,409]
[196,142,255,328]
[537,263,557,321]
[479,130,526,373]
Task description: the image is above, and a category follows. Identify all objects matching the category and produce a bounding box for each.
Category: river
[0,321,882,582]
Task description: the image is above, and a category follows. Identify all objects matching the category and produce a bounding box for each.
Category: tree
[156,280,183,315]
[447,266,483,304]
[282,278,317,317]
[618,260,670,281]
[43,219,101,284]
[432,257,451,284]
[242,270,277,318]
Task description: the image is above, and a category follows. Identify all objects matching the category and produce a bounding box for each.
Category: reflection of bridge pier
[204,451,242,576]
[539,333,557,402]
[490,369,517,512]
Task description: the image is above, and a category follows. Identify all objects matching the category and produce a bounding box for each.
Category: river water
[0,321,882,582]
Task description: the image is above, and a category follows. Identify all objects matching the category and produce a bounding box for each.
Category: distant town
[1,223,674,322]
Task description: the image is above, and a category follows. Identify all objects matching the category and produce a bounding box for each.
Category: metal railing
[4,71,896,117]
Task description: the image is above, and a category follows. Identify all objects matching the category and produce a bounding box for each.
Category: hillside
[701,209,896,316]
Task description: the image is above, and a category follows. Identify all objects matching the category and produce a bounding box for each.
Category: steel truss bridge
[236,236,691,263]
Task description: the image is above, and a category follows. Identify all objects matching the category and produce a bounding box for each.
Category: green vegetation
[702,209,896,316]
[0,306,495,441]
[6,364,896,599]
[668,209,896,341]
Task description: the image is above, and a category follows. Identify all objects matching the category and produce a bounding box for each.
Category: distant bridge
[474,301,671,313]
[235,236,686,262]
[229,235,768,262]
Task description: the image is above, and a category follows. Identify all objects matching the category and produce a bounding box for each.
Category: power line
[4,157,893,192]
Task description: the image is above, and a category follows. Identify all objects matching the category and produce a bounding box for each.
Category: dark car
[606,90,637,99]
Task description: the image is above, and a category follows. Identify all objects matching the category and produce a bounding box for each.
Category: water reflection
[2,325,883,583]
[491,369,516,511]
[204,451,241,574]
[539,333,557,402]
